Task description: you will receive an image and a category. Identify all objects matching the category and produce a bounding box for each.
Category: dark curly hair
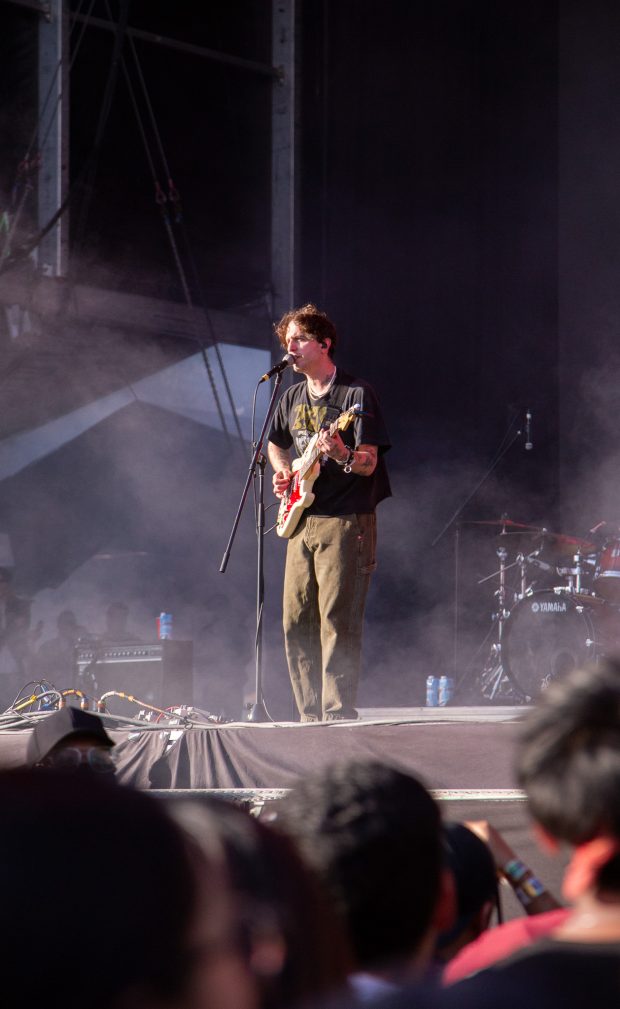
[516,659,620,892]
[277,760,442,972]
[274,303,338,358]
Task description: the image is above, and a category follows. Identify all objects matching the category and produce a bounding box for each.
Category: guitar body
[276,458,320,538]
[275,404,361,539]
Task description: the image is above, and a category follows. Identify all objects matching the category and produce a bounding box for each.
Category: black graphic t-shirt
[268,368,391,516]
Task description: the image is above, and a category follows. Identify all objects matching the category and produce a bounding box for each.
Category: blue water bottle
[158,612,173,640]
[439,675,454,706]
[425,675,439,707]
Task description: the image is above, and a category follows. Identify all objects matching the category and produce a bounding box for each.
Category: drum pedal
[478,656,528,705]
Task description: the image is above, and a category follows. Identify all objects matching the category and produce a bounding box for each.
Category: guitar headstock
[337,403,362,432]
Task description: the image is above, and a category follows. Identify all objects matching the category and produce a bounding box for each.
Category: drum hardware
[479,545,549,607]
[563,548,590,594]
[433,413,544,701]
[465,517,620,704]
[479,547,532,602]
[515,552,528,600]
[517,547,554,599]
[476,545,528,703]
[554,550,598,596]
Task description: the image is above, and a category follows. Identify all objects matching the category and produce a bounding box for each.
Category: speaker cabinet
[75,640,193,715]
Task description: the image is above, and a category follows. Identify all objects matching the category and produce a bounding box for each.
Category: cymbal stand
[515,546,548,598]
[517,551,528,599]
[477,545,524,702]
[573,550,584,594]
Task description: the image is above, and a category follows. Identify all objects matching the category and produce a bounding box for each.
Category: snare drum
[594,538,620,602]
[503,589,618,700]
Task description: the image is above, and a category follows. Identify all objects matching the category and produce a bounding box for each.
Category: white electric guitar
[276,404,361,538]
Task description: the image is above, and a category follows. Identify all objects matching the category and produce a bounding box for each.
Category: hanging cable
[69,0,98,71]
[72,0,131,260]
[108,17,235,448]
[124,26,246,446]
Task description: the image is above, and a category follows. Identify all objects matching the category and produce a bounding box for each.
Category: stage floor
[0,705,525,790]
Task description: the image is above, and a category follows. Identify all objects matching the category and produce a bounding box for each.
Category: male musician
[268,303,391,721]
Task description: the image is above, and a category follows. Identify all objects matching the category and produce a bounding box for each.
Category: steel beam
[271,0,298,328]
[37,0,69,276]
[70,12,279,79]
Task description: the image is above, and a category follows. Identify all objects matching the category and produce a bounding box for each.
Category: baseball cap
[26,707,114,767]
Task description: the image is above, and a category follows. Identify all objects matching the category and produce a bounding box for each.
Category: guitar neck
[298,416,342,480]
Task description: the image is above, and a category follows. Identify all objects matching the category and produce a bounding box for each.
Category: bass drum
[504,590,618,700]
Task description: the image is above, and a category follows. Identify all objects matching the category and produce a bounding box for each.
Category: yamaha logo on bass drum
[530,600,568,614]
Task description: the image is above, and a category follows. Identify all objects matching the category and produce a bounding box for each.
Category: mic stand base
[247,698,269,722]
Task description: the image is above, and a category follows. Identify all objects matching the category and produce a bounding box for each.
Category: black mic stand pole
[220,372,284,722]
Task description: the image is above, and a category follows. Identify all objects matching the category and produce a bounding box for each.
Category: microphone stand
[220,372,285,722]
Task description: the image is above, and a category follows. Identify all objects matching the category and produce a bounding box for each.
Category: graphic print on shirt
[290,403,342,458]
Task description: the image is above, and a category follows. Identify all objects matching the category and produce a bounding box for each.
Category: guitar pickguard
[275,404,361,539]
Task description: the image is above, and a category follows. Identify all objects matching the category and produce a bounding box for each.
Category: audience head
[516,659,620,897]
[169,796,352,1009]
[26,706,116,774]
[435,823,498,961]
[105,601,130,636]
[277,759,446,978]
[57,608,79,639]
[0,768,255,1009]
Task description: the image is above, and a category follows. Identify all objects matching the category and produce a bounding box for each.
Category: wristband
[503,858,529,884]
[515,876,546,907]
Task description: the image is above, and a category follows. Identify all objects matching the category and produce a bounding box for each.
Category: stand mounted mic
[259,354,296,383]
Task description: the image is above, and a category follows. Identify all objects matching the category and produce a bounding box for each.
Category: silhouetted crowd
[4,656,620,1009]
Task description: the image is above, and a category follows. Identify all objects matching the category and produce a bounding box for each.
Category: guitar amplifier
[75,640,193,714]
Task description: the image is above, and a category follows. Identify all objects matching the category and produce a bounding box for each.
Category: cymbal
[466,518,543,532]
[538,531,596,555]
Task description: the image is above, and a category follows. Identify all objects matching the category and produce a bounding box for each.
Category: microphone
[259,354,296,383]
[525,410,533,451]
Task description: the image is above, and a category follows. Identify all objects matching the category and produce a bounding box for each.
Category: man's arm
[466,820,560,915]
[268,441,293,498]
[348,443,378,476]
[315,429,378,477]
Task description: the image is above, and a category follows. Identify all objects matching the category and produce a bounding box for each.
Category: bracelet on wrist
[503,858,530,884]
[515,876,547,907]
[337,448,355,473]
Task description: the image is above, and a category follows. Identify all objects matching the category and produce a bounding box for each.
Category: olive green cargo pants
[282,513,377,721]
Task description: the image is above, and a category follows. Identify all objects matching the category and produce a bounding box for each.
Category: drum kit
[471,517,620,702]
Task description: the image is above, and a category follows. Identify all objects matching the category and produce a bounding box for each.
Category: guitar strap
[326,375,348,416]
[325,380,358,442]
